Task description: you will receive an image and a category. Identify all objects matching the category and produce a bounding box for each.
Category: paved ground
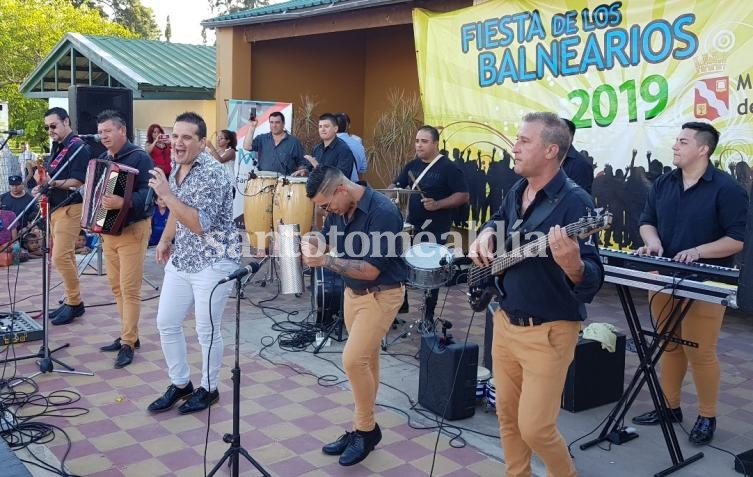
[0,248,751,476]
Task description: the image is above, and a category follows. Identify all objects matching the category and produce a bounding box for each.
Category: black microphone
[78,134,101,142]
[2,129,24,136]
[217,261,261,284]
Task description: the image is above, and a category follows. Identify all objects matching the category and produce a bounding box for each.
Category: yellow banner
[414,0,753,173]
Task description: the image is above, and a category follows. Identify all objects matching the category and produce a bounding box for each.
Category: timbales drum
[402,242,454,289]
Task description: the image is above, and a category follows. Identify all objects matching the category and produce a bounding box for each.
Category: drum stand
[381,287,437,351]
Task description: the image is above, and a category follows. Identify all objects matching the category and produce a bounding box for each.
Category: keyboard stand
[580,284,703,477]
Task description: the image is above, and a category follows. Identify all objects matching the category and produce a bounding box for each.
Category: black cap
[8,175,22,185]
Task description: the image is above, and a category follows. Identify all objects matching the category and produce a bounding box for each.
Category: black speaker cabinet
[418,334,478,420]
[738,183,753,313]
[68,85,134,157]
[561,334,626,412]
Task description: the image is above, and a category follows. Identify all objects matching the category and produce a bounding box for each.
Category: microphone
[2,129,24,136]
[78,134,101,142]
[144,187,155,213]
[217,261,261,284]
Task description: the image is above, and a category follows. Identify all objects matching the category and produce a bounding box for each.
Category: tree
[69,0,160,40]
[0,0,136,149]
[210,0,269,16]
[165,15,172,42]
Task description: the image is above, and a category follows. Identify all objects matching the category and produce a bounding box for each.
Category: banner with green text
[414,0,753,249]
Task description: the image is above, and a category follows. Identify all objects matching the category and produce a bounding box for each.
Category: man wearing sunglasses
[32,107,91,325]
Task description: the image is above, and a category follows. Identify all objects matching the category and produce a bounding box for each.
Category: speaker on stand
[68,85,134,157]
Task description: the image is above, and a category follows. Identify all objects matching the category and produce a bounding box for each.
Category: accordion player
[81,159,140,235]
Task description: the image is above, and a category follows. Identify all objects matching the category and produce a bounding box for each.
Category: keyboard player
[631,122,748,446]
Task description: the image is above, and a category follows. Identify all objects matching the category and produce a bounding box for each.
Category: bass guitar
[467,211,612,312]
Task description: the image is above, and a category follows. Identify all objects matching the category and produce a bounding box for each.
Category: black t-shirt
[46,133,91,209]
[393,155,468,239]
[0,192,38,229]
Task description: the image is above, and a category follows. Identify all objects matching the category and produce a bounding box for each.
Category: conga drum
[243,172,278,251]
[273,176,313,235]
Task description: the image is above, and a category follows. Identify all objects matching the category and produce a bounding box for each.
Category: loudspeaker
[561,334,626,412]
[68,85,134,157]
[418,334,478,420]
[737,183,753,313]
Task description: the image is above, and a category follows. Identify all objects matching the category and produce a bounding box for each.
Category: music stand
[208,266,270,477]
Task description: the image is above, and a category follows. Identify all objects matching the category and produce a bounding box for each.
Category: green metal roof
[20,33,216,100]
[202,0,408,28]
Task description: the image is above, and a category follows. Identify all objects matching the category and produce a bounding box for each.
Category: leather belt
[504,310,544,327]
[349,282,403,296]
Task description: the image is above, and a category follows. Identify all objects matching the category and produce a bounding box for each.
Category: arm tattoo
[325,255,366,278]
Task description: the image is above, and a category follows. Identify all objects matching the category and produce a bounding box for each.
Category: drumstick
[407,171,426,199]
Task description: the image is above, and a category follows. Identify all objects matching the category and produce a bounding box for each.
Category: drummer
[389,125,469,323]
[241,111,309,176]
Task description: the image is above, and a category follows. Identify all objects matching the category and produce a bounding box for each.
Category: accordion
[81,159,139,235]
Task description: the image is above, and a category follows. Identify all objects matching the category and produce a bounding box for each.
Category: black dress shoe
[322,431,354,455]
[48,305,64,318]
[339,423,382,466]
[148,382,194,413]
[100,337,141,352]
[114,345,134,368]
[50,302,85,325]
[632,407,683,425]
[178,387,219,414]
[689,416,716,445]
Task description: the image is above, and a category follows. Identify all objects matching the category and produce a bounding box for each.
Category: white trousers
[156,259,237,391]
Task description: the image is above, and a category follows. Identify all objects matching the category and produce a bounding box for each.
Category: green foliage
[109,0,160,40]
[0,0,135,149]
[368,89,423,188]
[210,0,269,16]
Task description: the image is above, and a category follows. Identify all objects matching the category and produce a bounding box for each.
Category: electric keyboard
[599,248,739,285]
[600,249,738,308]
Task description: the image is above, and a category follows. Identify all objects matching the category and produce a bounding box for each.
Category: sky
[141,0,217,45]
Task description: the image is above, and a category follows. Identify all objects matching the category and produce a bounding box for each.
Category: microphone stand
[208,256,270,477]
[0,143,94,376]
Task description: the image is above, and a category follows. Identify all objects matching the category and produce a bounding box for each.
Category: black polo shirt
[313,137,356,180]
[46,133,90,209]
[250,131,307,175]
[562,145,594,194]
[639,163,748,267]
[393,155,468,240]
[481,169,604,322]
[321,187,408,290]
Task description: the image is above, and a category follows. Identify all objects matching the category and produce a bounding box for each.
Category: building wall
[134,99,216,145]
[249,30,367,137]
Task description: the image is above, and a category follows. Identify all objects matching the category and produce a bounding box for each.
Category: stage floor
[1,249,752,477]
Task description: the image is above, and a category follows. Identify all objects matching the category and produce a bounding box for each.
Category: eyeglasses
[318,196,334,212]
[318,185,341,211]
[43,124,57,131]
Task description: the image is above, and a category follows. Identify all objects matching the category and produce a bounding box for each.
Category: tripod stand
[381,287,437,351]
[0,144,93,376]
[208,272,269,477]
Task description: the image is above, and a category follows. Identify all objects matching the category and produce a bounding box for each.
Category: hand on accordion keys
[101,193,125,211]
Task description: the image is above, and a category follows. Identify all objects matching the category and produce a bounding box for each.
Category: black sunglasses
[43,124,57,131]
